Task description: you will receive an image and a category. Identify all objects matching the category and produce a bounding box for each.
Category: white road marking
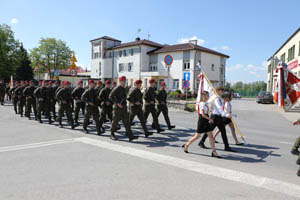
[280,141,293,145]
[0,138,80,152]
[76,137,300,199]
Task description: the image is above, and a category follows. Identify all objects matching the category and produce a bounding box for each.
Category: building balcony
[140,69,168,77]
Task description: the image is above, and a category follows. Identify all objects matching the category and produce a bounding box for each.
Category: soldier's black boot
[129,135,139,142]
[71,123,75,129]
[291,149,300,156]
[110,132,118,140]
[75,120,80,126]
[157,128,165,133]
[116,124,121,131]
[297,169,300,177]
[39,119,43,123]
[151,123,156,129]
[296,158,300,165]
[97,128,103,136]
[145,132,153,138]
[168,125,176,130]
[49,118,53,124]
[83,127,89,134]
[59,122,63,128]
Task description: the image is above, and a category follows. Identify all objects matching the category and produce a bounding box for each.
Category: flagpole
[201,69,246,143]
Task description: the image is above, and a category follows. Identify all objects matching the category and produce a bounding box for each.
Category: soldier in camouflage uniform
[34,80,52,124]
[109,76,138,142]
[14,81,26,117]
[47,81,57,120]
[0,79,6,105]
[9,81,20,114]
[143,79,164,133]
[292,119,300,177]
[128,80,153,138]
[111,81,117,89]
[81,80,101,135]
[56,81,74,129]
[72,80,85,126]
[155,81,175,130]
[98,80,113,133]
[23,80,37,120]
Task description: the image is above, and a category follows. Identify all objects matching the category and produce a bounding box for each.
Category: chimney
[136,37,141,41]
[189,40,197,45]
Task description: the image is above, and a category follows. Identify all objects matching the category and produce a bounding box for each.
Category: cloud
[177,36,205,45]
[10,18,18,24]
[221,45,230,51]
[227,61,267,80]
[227,64,244,72]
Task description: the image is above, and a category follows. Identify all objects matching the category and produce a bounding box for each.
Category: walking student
[182,91,221,158]
[213,92,243,145]
[198,86,235,152]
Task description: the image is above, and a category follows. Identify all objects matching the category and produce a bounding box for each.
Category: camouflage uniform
[98,86,113,130]
[9,85,19,114]
[23,85,37,119]
[156,88,175,130]
[71,86,85,124]
[143,86,163,132]
[56,87,74,128]
[128,87,151,137]
[15,85,26,117]
[48,86,57,119]
[81,87,101,133]
[34,86,51,123]
[0,82,5,105]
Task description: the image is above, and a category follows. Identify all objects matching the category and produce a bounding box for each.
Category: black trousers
[199,114,230,149]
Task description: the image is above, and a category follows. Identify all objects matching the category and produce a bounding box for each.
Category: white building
[90,36,229,92]
[267,27,300,94]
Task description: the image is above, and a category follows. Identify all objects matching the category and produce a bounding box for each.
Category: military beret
[112,81,116,85]
[78,80,83,85]
[42,80,47,84]
[47,81,52,85]
[15,81,19,84]
[20,80,25,85]
[89,80,94,84]
[105,80,111,84]
[119,76,126,82]
[160,81,166,86]
[97,80,102,85]
[134,80,142,85]
[149,79,155,84]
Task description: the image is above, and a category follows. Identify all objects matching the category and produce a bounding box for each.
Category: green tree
[0,24,21,82]
[15,44,33,80]
[29,38,73,79]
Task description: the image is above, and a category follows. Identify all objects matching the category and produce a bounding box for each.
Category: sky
[1,0,300,83]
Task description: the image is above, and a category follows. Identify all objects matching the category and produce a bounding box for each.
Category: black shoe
[211,152,222,158]
[291,149,300,156]
[145,132,153,138]
[71,124,75,129]
[75,122,80,126]
[151,123,156,129]
[168,125,176,130]
[236,143,244,146]
[116,126,121,131]
[215,140,220,144]
[131,122,136,126]
[182,144,189,153]
[59,123,63,128]
[129,136,139,142]
[199,142,209,149]
[297,169,300,177]
[83,127,89,134]
[28,116,31,120]
[49,120,53,124]
[39,119,43,123]
[297,158,300,165]
[110,134,118,140]
[97,129,104,135]
[157,129,165,133]
[20,114,23,117]
[225,147,236,152]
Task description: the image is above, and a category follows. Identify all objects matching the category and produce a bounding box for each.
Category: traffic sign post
[164,55,173,91]
[184,72,190,81]
[183,80,190,103]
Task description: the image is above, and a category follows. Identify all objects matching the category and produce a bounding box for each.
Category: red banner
[288,59,298,70]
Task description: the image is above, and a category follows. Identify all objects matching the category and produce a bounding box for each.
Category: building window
[119,51,122,57]
[173,79,179,89]
[149,64,157,72]
[130,49,134,56]
[123,50,127,56]
[211,64,215,71]
[119,63,124,72]
[183,61,190,70]
[220,65,223,74]
[128,62,133,72]
[288,45,295,61]
[99,62,101,76]
[280,53,286,63]
[109,52,113,58]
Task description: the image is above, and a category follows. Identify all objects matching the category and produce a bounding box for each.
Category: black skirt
[197,116,213,133]
[223,117,232,125]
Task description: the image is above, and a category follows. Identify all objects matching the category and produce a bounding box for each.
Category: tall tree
[0,24,21,82]
[15,44,33,80]
[29,38,73,79]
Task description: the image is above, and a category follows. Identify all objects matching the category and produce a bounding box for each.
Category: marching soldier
[81,80,101,134]
[48,81,57,120]
[292,120,300,177]
[56,81,75,129]
[109,76,139,141]
[34,80,52,124]
[0,79,5,105]
[23,80,37,120]
[98,80,113,133]
[95,80,103,109]
[143,79,164,133]
[72,80,85,126]
[111,81,117,89]
[128,80,153,138]
[9,81,20,114]
[156,81,175,130]
[5,83,11,102]
[15,81,26,117]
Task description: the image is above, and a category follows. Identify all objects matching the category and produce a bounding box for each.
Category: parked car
[256,91,274,104]
[233,93,242,98]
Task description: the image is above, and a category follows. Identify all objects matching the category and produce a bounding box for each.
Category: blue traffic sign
[183,80,190,89]
[164,55,173,65]
[54,69,60,76]
[184,72,190,81]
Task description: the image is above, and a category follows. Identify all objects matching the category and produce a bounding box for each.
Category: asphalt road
[0,100,299,200]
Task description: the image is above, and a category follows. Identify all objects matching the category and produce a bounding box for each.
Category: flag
[10,76,13,88]
[196,71,216,114]
[275,62,300,111]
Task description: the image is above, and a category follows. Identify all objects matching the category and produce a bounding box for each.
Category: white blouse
[224,101,232,114]
[199,102,209,115]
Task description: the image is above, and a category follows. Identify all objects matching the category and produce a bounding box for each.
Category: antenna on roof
[137,28,142,37]
[147,33,151,40]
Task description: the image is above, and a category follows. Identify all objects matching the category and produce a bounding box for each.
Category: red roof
[149,43,229,58]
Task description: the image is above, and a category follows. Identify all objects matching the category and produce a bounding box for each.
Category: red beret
[62,81,70,86]
[134,80,142,85]
[42,80,47,84]
[21,81,25,85]
[47,81,52,85]
[97,80,102,85]
[119,76,126,82]
[78,80,83,85]
[149,79,155,84]
[66,81,71,85]
[160,81,166,86]
[15,81,19,84]
[112,81,116,85]
[105,80,111,84]
[89,80,94,84]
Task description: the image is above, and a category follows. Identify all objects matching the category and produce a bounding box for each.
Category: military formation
[1,76,175,142]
